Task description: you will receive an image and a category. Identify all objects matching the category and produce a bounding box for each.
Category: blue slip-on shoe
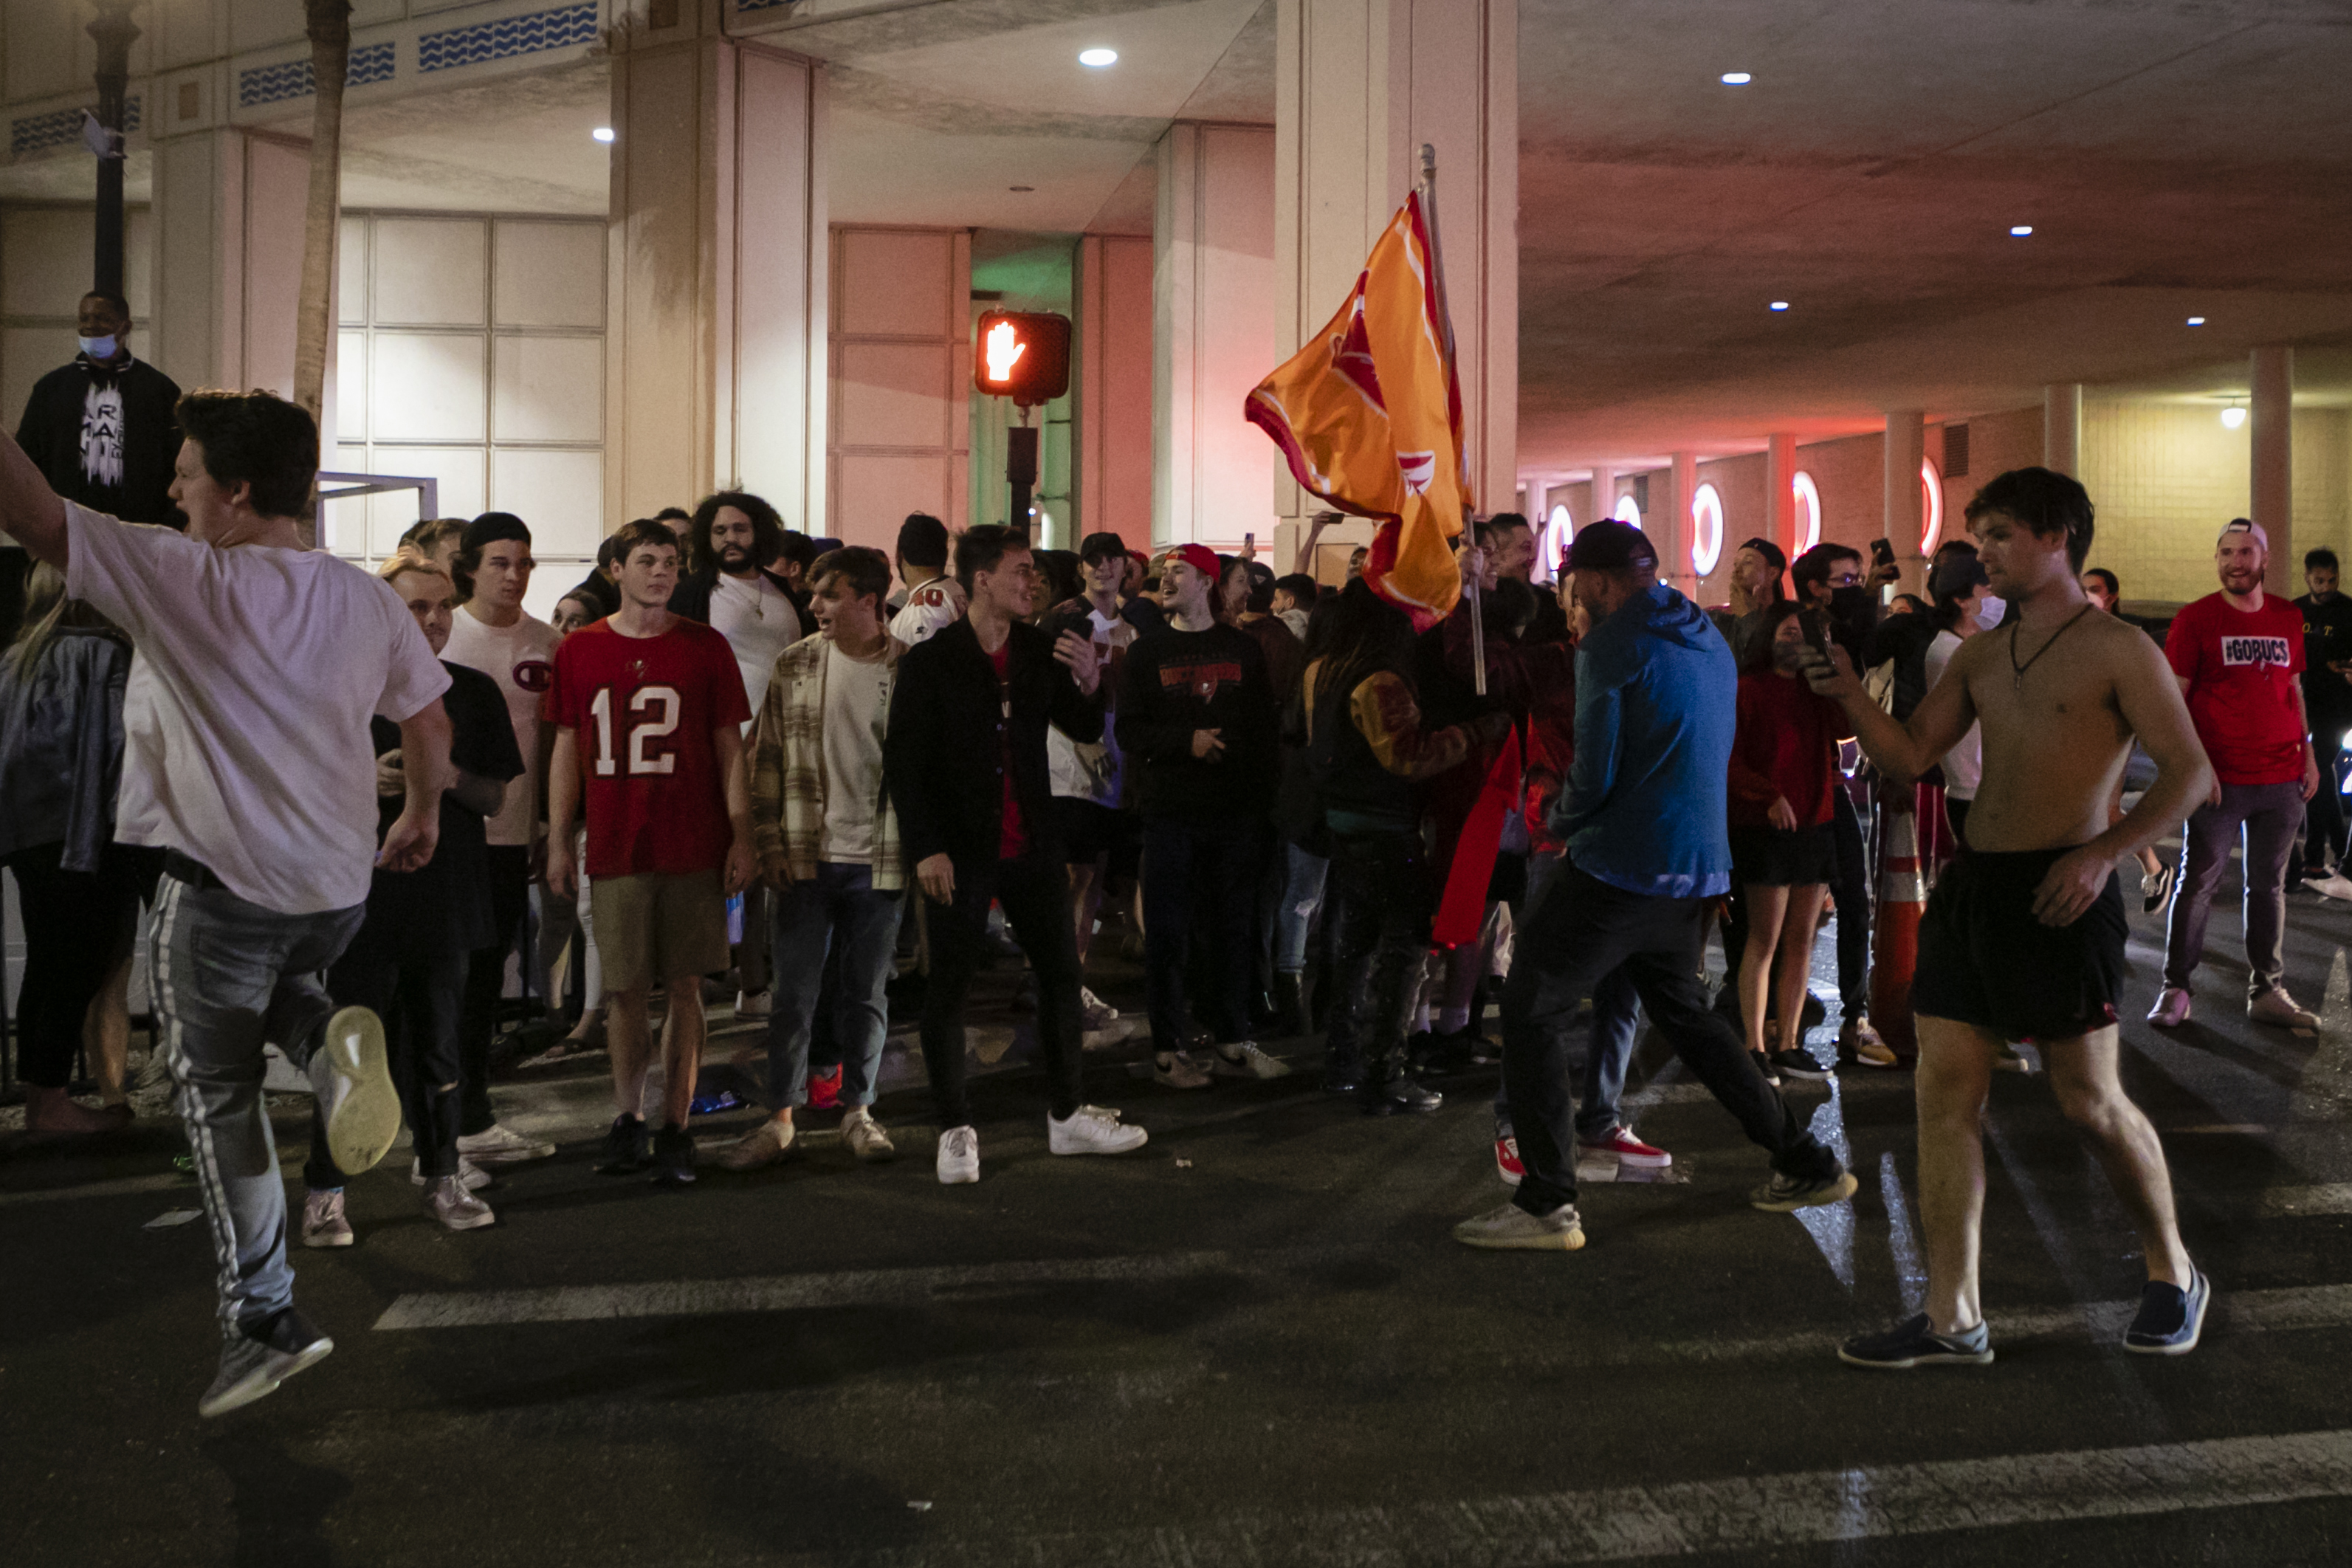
[1838,1313,1993,1369]
[2124,1269,2210,1356]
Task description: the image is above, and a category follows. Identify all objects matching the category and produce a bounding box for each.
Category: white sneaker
[2148,987,2192,1028]
[718,1117,797,1171]
[1048,1104,1148,1155]
[735,989,774,1019]
[1453,1200,1586,1251]
[410,1155,492,1191]
[310,1006,402,1177]
[842,1107,897,1163]
[1211,1042,1293,1079]
[300,1189,353,1248]
[456,1122,557,1165]
[1079,986,1119,1030]
[2249,988,2322,1029]
[936,1124,980,1185]
[2305,873,2352,902]
[424,1174,496,1231]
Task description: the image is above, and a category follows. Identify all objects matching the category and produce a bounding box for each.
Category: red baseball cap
[1160,543,1221,580]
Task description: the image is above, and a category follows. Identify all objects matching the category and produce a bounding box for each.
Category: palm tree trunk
[294,0,351,544]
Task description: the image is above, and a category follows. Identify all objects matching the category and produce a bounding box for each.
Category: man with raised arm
[0,389,453,1417]
[1801,467,2217,1367]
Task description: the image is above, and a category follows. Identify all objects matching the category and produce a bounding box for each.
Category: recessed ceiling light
[591,126,615,142]
[2221,405,2247,430]
[1769,300,1789,312]
[2009,224,2032,236]
[2187,315,2207,326]
[1720,72,1752,85]
[1079,47,1118,67]
[1010,185,1034,193]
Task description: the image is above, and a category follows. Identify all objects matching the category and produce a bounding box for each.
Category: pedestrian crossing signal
[973,309,1070,406]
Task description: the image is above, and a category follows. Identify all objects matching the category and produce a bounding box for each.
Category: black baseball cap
[464,511,531,553]
[1565,520,1659,573]
[1079,531,1128,564]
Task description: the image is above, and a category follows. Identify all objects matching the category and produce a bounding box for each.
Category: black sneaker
[1771,1048,1832,1082]
[2123,1268,2210,1355]
[650,1124,697,1186]
[594,1114,649,1175]
[199,1306,335,1418]
[1361,1076,1443,1116]
[1837,1313,1993,1369]
[1750,1166,1859,1211]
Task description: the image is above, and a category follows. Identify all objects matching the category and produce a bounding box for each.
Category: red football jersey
[544,619,751,877]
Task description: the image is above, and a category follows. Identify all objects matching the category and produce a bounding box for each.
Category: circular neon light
[1791,470,1821,554]
[1538,503,1572,582]
[1690,483,1725,577]
[1613,494,1642,524]
[1920,457,1944,557]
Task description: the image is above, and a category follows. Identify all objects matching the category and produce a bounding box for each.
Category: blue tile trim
[236,41,397,109]
[419,3,600,73]
[10,96,142,157]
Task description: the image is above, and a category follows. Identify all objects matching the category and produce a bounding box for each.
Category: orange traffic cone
[1869,784,1926,1059]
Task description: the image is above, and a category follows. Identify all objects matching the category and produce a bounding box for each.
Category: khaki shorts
[590,870,730,995]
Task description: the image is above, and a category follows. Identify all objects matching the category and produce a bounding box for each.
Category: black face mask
[1828,585,1879,635]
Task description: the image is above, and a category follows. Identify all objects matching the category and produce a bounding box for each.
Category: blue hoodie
[1550,582,1736,898]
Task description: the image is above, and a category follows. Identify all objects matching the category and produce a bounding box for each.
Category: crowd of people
[12,368,2324,1414]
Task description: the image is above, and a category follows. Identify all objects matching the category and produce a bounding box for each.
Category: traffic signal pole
[1006,415,1039,542]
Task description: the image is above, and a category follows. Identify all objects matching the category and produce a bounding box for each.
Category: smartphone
[1243,531,1255,554]
[1800,608,1832,656]
[1869,538,1895,568]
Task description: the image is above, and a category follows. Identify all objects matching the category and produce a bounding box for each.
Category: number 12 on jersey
[588,685,681,776]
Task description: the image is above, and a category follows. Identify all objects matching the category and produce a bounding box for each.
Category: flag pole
[1417,143,1485,695]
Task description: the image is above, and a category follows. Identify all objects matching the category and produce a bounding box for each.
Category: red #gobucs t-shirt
[544,619,751,877]
[2165,592,2307,786]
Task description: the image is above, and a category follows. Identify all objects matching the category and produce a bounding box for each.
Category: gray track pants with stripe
[151,871,365,1339]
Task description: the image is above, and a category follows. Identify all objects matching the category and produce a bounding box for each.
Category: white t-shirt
[817,642,890,864]
[1048,605,1132,805]
[709,572,801,732]
[441,605,561,847]
[1925,629,1982,802]
[888,576,965,649]
[63,501,449,915]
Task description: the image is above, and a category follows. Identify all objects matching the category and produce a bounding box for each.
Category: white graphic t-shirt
[443,605,563,847]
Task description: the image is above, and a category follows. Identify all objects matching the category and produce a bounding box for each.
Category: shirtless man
[1799,467,2216,1366]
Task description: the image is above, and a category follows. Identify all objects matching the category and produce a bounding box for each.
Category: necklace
[2009,603,2095,691]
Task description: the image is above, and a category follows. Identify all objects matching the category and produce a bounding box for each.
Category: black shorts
[1730,824,1835,888]
[1054,798,1132,865]
[1911,845,2128,1042]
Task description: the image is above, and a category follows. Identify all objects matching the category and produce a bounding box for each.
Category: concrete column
[1589,464,1617,525]
[1660,452,1697,593]
[1155,122,1277,551]
[1273,0,1517,529]
[149,125,312,410]
[2252,345,2294,596]
[2043,382,2082,478]
[1885,410,1927,593]
[1765,433,1798,558]
[606,18,827,532]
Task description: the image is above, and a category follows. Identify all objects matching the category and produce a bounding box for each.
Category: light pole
[87,0,142,300]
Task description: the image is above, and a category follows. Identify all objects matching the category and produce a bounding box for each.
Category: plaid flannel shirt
[750,631,907,891]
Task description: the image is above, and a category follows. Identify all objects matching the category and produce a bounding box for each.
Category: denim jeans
[307,943,468,1187]
[2164,778,2304,999]
[766,862,903,1109]
[1141,816,1259,1049]
[1494,850,1641,1141]
[1273,841,1330,975]
[1321,829,1436,1087]
[1502,860,1837,1214]
[151,869,364,1338]
[919,850,1087,1127]
[1829,786,1871,1018]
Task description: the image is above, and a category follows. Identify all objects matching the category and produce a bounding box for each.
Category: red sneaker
[1495,1132,1524,1187]
[806,1065,843,1110]
[1578,1124,1672,1169]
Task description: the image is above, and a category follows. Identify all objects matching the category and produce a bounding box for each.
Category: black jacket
[885,616,1104,868]
[16,356,184,528]
[1115,622,1278,824]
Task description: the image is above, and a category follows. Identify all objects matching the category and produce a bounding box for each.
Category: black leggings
[306,944,468,1188]
[4,842,140,1089]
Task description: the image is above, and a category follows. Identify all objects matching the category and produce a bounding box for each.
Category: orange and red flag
[1245,191,1471,630]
